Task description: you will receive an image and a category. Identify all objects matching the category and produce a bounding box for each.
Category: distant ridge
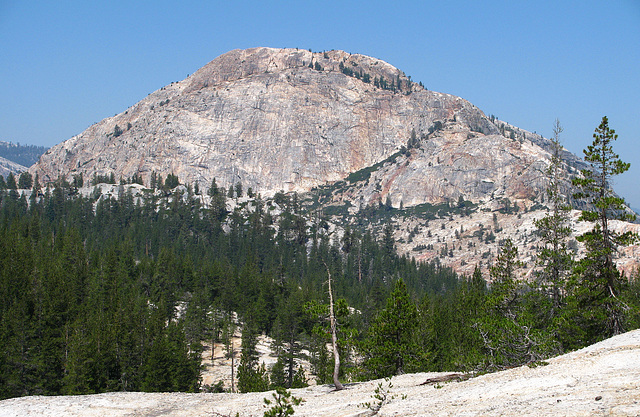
[0,141,48,168]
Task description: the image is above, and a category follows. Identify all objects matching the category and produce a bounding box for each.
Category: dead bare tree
[324,261,344,391]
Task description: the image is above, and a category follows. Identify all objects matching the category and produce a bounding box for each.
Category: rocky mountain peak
[31,47,504,202]
[184,47,411,93]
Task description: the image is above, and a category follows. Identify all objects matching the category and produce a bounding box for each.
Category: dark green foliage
[91,173,116,185]
[2,179,465,397]
[270,286,308,389]
[340,64,353,76]
[129,173,143,186]
[305,297,357,384]
[534,120,573,312]
[475,239,559,370]
[407,128,419,149]
[420,267,486,371]
[263,386,302,417]
[344,151,403,185]
[563,116,638,348]
[6,172,17,189]
[0,195,202,398]
[18,172,32,189]
[238,322,269,393]
[1,122,638,399]
[360,279,429,378]
[0,141,48,167]
[164,173,180,189]
[72,173,84,188]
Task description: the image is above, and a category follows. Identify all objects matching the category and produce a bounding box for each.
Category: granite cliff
[31,47,582,209]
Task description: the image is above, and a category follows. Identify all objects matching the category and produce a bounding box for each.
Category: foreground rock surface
[2,329,639,416]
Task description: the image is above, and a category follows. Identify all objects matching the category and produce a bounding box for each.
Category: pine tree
[361,279,428,378]
[534,120,573,310]
[18,172,33,189]
[477,239,557,369]
[221,313,237,392]
[270,288,307,389]
[565,116,638,346]
[6,172,17,190]
[237,322,269,393]
[164,173,179,189]
[487,239,523,319]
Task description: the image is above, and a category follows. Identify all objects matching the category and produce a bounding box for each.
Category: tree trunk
[231,348,235,393]
[326,263,344,391]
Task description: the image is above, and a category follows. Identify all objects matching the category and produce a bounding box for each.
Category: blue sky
[1,0,639,208]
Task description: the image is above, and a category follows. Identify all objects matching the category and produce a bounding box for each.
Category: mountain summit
[31,47,581,208]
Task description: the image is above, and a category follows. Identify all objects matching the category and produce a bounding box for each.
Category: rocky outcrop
[2,329,639,416]
[31,47,567,207]
[0,156,27,178]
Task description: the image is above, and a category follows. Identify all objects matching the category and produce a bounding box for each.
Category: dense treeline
[0,181,461,399]
[0,141,49,167]
[1,117,638,399]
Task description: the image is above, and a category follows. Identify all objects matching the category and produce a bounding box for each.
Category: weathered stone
[31,47,560,208]
[0,156,27,178]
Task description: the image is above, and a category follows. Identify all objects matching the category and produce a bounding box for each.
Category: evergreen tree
[407,128,418,149]
[564,116,638,347]
[477,239,557,369]
[361,279,428,378]
[72,173,83,188]
[208,178,220,197]
[534,120,573,311]
[221,312,237,392]
[421,266,487,372]
[164,173,179,189]
[6,172,17,190]
[18,172,32,189]
[270,287,307,389]
[237,321,269,392]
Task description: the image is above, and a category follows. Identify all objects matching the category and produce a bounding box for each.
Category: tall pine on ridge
[563,116,638,348]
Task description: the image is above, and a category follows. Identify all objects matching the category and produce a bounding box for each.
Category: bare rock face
[31,47,554,206]
[0,156,27,178]
[331,119,568,209]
